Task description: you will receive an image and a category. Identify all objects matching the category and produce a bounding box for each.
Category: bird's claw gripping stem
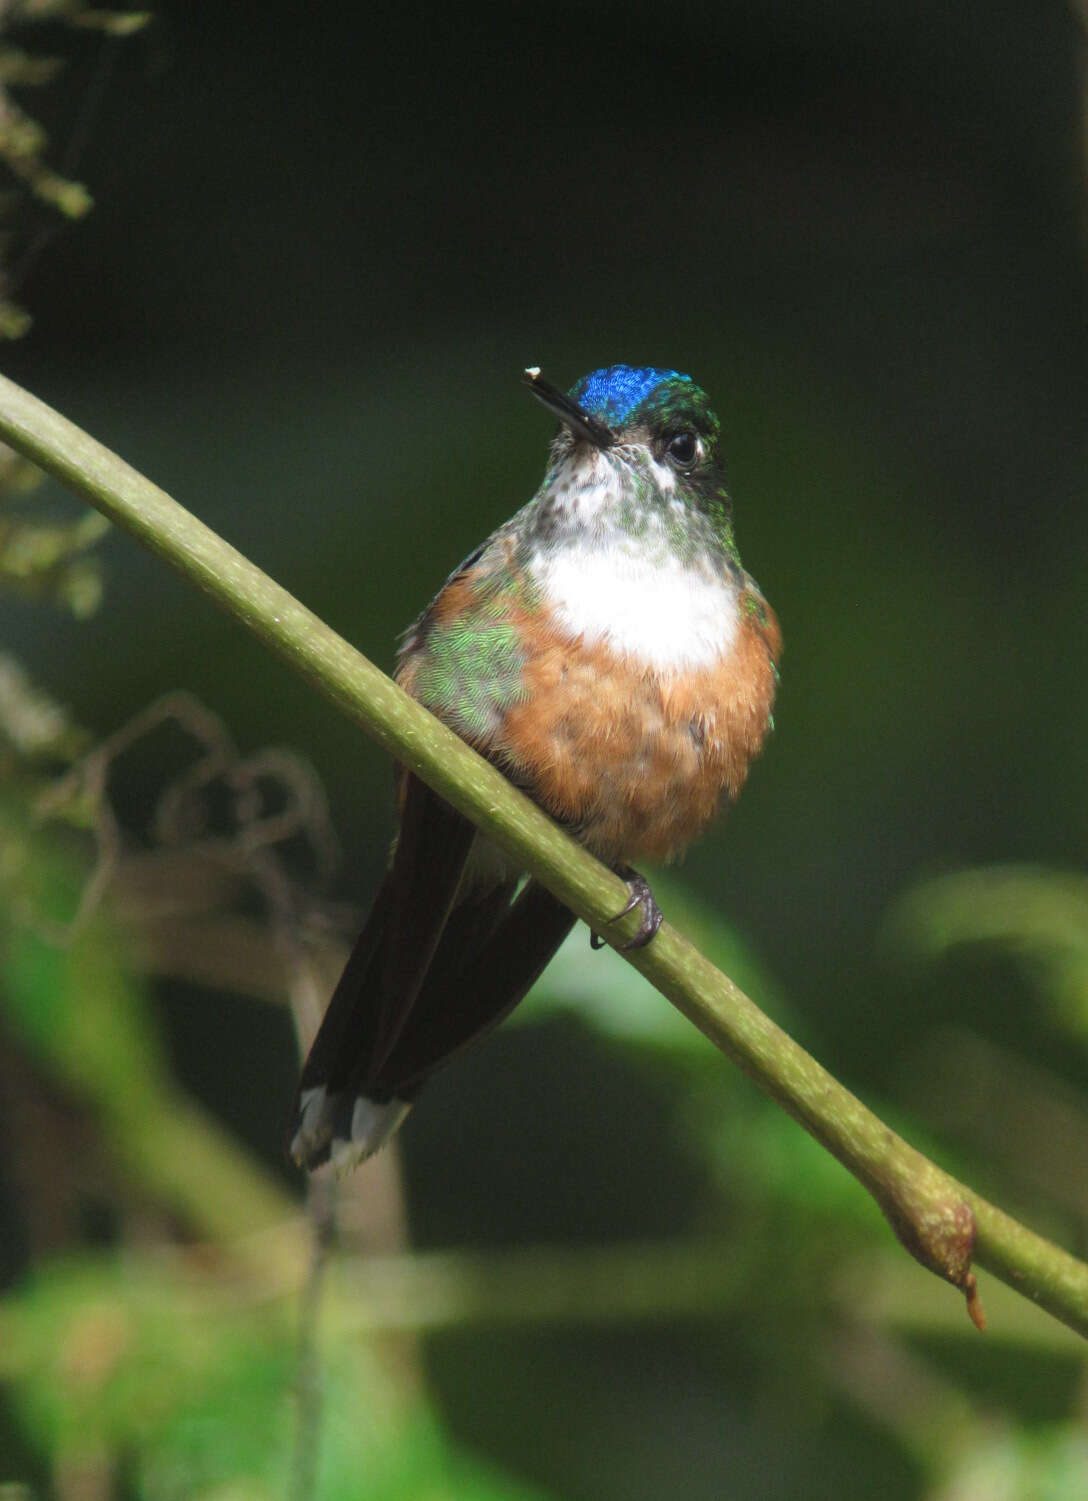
[590,868,663,951]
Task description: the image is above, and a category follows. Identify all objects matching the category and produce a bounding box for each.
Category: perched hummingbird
[291,365,781,1172]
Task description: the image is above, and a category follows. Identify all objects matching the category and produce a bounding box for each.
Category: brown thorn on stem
[964,1272,987,1332]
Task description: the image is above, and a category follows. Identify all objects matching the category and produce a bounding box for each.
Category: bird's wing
[291,774,578,1170]
[369,877,577,1097]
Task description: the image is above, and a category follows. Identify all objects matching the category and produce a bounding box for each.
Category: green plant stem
[2,370,1087,1338]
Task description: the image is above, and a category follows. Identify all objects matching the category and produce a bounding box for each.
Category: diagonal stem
[2,370,1087,1338]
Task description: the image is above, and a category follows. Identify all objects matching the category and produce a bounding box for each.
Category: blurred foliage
[0,0,139,626]
[0,0,122,615]
[8,814,1088,1495]
[0,484,109,618]
[0,0,148,338]
[0,796,295,1235]
[886,865,1088,1046]
[0,411,109,621]
[930,1429,1088,1501]
[0,1260,554,1501]
[0,652,87,767]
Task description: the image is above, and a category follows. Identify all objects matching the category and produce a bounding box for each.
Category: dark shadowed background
[2,2,1087,1498]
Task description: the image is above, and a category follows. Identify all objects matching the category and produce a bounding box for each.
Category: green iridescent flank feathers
[706,495,741,567]
[402,554,533,743]
[742,589,771,627]
[411,611,527,741]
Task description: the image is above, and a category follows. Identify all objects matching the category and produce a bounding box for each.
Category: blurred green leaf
[931,1425,1088,1501]
[883,865,1088,1043]
[0,799,294,1238]
[0,507,109,616]
[0,1256,556,1501]
[0,796,169,1109]
[0,652,88,763]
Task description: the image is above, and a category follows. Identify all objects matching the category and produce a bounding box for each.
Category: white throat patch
[533,542,740,671]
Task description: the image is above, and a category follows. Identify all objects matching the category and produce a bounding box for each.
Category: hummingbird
[291,365,781,1173]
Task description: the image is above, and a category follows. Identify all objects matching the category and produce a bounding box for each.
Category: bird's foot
[590,867,663,951]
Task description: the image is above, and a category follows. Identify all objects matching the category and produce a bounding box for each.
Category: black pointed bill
[524,366,615,449]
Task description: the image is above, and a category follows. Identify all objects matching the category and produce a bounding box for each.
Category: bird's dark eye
[666,430,698,467]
